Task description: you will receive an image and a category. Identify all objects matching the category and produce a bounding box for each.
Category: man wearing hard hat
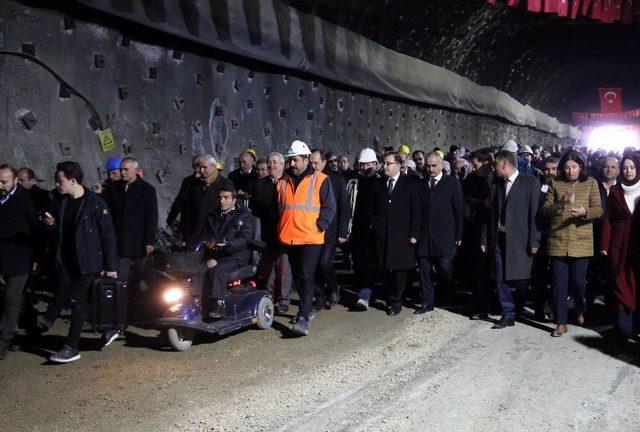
[277,140,336,336]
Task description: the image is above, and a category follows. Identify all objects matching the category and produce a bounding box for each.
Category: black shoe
[386,306,402,316]
[276,303,289,315]
[8,343,21,352]
[207,301,225,320]
[492,317,515,329]
[0,343,7,360]
[414,305,434,315]
[470,312,489,321]
[325,292,340,309]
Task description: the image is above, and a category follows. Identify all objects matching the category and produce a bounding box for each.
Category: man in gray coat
[481,151,540,329]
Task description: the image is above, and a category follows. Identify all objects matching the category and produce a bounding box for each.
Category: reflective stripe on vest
[277,171,326,245]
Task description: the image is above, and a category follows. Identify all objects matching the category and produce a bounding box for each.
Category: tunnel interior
[1,0,638,214]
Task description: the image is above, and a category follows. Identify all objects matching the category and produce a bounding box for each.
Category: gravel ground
[1,302,639,432]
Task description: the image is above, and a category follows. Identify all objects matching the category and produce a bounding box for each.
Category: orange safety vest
[277,171,327,245]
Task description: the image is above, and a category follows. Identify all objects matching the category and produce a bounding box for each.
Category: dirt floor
[1,294,639,431]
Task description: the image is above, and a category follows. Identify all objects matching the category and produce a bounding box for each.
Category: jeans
[1,273,29,347]
[288,245,322,319]
[43,268,96,351]
[551,257,589,325]
[258,246,292,305]
[315,237,339,304]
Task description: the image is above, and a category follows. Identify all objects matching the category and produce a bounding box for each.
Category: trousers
[551,257,588,325]
[288,245,322,318]
[1,273,29,347]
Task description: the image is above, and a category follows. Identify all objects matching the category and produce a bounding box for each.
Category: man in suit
[371,152,420,316]
[228,150,259,198]
[416,153,464,314]
[189,187,255,318]
[310,149,350,309]
[0,164,38,360]
[481,150,540,329]
[103,157,158,282]
[168,154,234,242]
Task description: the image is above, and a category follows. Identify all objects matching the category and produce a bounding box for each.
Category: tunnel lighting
[586,125,640,153]
[163,287,184,304]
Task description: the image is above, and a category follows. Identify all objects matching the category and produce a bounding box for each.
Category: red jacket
[601,185,640,311]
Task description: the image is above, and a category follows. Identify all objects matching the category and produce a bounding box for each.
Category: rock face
[0,0,577,217]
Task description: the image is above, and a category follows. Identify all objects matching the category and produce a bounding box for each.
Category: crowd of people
[0,137,638,363]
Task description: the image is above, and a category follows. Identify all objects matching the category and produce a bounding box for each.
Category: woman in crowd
[541,150,602,337]
[600,153,640,340]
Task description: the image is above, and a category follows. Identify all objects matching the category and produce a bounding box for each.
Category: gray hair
[121,156,139,169]
[267,152,285,164]
[196,154,217,166]
[425,152,444,163]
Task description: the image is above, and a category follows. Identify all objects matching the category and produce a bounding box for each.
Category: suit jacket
[417,175,464,257]
[482,173,541,280]
[324,170,350,241]
[0,186,37,276]
[251,176,279,246]
[170,174,234,241]
[189,205,255,265]
[371,174,420,270]
[166,174,198,226]
[228,168,259,195]
[104,177,158,258]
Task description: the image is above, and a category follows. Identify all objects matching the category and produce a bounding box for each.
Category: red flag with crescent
[599,88,623,113]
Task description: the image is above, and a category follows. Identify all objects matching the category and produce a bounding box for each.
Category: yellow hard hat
[434,150,445,159]
[215,161,224,171]
[243,148,258,161]
[398,144,410,155]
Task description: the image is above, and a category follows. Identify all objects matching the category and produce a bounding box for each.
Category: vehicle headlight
[163,287,184,303]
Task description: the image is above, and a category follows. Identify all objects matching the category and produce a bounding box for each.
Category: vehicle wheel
[255,296,274,329]
[166,327,193,351]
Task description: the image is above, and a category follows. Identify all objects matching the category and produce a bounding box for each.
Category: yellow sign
[99,129,116,153]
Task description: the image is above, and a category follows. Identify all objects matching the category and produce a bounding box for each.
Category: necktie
[387,178,395,195]
[429,178,436,190]
[499,180,508,227]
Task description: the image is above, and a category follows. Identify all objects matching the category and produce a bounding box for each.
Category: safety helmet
[105,156,122,171]
[358,148,378,163]
[518,145,533,155]
[502,139,518,153]
[243,148,257,161]
[284,140,312,158]
[398,144,411,155]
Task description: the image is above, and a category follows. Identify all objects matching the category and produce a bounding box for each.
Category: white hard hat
[285,140,312,158]
[358,148,377,163]
[502,139,518,153]
[519,145,533,155]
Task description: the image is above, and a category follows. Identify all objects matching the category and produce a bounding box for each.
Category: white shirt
[429,172,443,187]
[505,171,519,196]
[387,172,401,193]
[622,182,640,214]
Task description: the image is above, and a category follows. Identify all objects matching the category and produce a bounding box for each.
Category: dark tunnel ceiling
[291,0,640,124]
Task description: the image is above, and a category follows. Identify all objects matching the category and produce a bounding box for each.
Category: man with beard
[277,141,336,335]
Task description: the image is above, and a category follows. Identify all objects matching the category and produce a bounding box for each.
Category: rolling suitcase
[91,278,128,333]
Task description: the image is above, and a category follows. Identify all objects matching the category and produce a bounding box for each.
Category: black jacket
[417,175,464,257]
[28,185,54,214]
[462,171,492,247]
[104,177,158,258]
[49,189,118,275]
[324,170,350,240]
[228,168,259,195]
[0,186,38,276]
[371,174,420,270]
[166,174,198,226]
[251,176,279,246]
[169,174,234,241]
[189,205,255,264]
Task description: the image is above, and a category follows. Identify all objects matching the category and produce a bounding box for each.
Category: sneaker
[102,330,121,347]
[355,298,369,311]
[276,303,290,315]
[326,292,340,309]
[49,345,81,363]
[291,317,310,336]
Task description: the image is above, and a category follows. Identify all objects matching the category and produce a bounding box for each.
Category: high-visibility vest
[277,171,327,245]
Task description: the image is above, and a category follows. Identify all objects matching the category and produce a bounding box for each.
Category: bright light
[163,287,184,303]
[587,126,640,153]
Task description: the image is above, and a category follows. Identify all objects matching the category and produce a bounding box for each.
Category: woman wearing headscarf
[541,149,603,337]
[600,153,640,339]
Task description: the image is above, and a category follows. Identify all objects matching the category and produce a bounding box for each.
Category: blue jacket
[50,189,118,275]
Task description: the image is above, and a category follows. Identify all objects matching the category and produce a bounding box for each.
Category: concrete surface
[1,301,638,432]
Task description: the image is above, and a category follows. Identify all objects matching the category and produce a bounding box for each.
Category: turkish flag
[528,0,543,11]
[581,0,593,15]
[508,0,521,6]
[599,88,623,113]
[557,0,570,15]
[592,0,604,18]
[544,0,559,12]
[570,0,581,18]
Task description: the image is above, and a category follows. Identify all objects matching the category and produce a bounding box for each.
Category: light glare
[587,126,639,153]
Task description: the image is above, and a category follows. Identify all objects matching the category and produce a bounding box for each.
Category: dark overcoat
[482,173,540,280]
[371,174,420,270]
[417,175,464,257]
[0,185,37,276]
[600,185,640,311]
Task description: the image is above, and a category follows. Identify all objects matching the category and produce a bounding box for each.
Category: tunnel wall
[0,0,571,218]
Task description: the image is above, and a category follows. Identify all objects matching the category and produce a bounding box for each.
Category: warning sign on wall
[99,129,116,153]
